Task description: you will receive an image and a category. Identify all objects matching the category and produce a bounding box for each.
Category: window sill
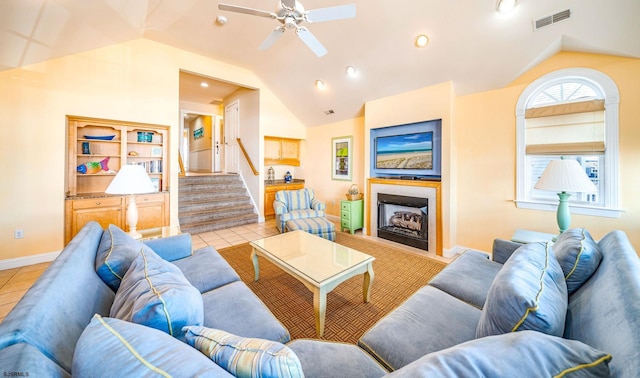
[515,200,623,218]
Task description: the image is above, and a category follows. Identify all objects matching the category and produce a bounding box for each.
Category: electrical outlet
[332,200,336,205]
[14,229,24,239]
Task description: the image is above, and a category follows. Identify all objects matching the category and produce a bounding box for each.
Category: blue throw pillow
[553,228,603,294]
[387,331,611,377]
[73,315,228,376]
[95,224,156,291]
[477,242,568,337]
[110,248,203,339]
[184,326,304,378]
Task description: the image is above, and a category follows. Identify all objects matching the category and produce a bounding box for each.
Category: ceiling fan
[218,0,356,57]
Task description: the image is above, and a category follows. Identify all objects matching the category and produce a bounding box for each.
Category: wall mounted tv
[371,119,442,179]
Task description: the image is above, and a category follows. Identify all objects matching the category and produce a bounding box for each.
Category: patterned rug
[217,232,447,343]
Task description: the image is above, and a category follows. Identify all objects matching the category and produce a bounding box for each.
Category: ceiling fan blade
[218,3,277,19]
[296,27,327,57]
[259,27,286,50]
[306,3,356,23]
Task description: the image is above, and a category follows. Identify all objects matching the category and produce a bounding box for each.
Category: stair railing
[237,138,259,176]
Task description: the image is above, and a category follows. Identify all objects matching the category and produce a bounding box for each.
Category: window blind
[525,100,605,155]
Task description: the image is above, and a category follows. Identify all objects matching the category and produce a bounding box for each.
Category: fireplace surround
[367,178,442,256]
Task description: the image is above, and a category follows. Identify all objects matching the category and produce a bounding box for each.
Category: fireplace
[377,193,428,250]
[368,178,440,255]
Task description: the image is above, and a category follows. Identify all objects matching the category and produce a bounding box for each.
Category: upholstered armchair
[273,188,326,233]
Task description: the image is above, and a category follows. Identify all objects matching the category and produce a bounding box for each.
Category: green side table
[340,199,364,234]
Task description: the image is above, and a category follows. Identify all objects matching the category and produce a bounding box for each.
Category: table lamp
[534,158,597,235]
[105,164,156,239]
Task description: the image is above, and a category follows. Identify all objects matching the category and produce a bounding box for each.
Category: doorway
[180,111,223,173]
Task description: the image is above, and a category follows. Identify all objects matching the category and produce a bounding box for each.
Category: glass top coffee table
[250,230,375,337]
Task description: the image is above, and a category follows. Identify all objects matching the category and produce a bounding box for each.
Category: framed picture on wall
[332,136,352,181]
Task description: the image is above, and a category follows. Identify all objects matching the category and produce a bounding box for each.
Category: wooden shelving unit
[65,116,170,243]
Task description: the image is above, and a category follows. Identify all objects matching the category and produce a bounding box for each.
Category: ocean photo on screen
[376,132,433,169]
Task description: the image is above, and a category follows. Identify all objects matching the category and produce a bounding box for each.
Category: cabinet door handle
[96,202,101,205]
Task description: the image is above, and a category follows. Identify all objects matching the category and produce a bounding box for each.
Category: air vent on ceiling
[324,109,335,115]
[533,9,571,31]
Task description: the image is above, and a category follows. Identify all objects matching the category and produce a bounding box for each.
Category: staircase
[178,174,258,234]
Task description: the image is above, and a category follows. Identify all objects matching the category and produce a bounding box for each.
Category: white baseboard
[0,250,61,270]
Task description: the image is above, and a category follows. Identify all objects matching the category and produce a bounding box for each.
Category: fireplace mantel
[367,178,442,256]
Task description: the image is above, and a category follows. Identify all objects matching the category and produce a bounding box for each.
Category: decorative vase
[284,171,292,183]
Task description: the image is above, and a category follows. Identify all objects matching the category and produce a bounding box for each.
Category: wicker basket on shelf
[345,184,363,201]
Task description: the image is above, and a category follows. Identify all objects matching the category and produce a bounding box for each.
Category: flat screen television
[371,119,441,179]
[375,132,433,170]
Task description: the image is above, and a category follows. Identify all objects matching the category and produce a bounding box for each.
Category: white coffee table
[250,230,375,337]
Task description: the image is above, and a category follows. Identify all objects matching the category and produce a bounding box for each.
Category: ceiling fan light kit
[218,0,356,57]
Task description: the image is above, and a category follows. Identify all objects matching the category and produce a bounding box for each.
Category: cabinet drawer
[341,210,350,220]
[341,219,351,228]
[129,193,164,204]
[341,202,352,211]
[72,197,122,209]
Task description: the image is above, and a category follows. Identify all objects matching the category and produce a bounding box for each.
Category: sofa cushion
[476,242,568,338]
[358,285,482,371]
[552,228,603,295]
[184,326,304,378]
[172,246,240,293]
[428,250,502,309]
[201,281,291,343]
[387,331,611,378]
[0,343,71,378]
[110,248,203,339]
[95,224,156,291]
[73,315,230,377]
[288,339,388,378]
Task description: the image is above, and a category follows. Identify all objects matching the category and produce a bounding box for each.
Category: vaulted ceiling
[2,0,638,126]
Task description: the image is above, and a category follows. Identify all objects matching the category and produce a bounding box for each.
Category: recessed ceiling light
[415,34,429,48]
[346,66,357,77]
[496,0,517,13]
[200,82,209,88]
[315,80,326,90]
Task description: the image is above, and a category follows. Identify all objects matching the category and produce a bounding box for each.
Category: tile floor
[0,219,450,323]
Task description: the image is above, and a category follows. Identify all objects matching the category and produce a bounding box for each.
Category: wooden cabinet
[126,193,168,231]
[65,197,124,240]
[264,136,301,166]
[264,182,304,219]
[65,116,170,244]
[340,199,364,234]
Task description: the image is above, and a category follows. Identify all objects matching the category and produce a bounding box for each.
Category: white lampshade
[105,165,155,195]
[105,164,155,239]
[534,159,597,193]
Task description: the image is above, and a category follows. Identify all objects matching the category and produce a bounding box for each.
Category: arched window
[515,68,621,218]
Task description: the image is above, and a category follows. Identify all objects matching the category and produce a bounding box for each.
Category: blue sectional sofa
[0,222,290,377]
[290,228,640,377]
[0,223,638,377]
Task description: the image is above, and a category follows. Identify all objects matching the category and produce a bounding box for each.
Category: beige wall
[0,38,305,261]
[306,52,639,253]
[1,41,637,264]
[455,52,640,251]
[363,82,456,250]
[305,117,365,217]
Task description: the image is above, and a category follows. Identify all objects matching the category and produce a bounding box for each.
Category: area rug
[217,232,447,343]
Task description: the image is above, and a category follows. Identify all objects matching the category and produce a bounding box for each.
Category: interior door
[224,100,240,173]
